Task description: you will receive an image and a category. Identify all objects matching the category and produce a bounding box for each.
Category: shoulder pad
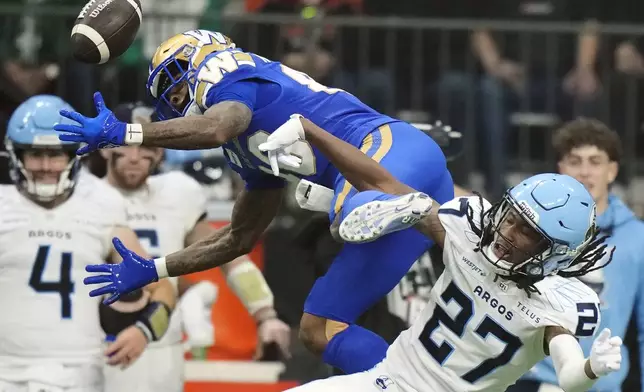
[438,196,491,241]
[194,50,261,109]
[532,276,601,338]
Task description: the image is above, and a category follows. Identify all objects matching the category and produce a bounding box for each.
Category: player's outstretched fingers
[268,150,280,176]
[58,109,87,124]
[93,91,106,112]
[608,336,623,347]
[596,328,611,343]
[76,144,93,156]
[277,152,302,168]
[56,132,86,143]
[84,274,113,285]
[57,133,84,143]
[86,264,113,274]
[112,237,130,257]
[89,284,116,298]
[103,293,121,305]
[257,141,271,152]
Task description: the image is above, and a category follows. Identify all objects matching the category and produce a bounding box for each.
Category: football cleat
[339,192,433,244]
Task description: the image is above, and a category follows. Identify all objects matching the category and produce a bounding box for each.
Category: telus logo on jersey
[516,300,541,324]
[28,230,72,240]
[473,285,513,321]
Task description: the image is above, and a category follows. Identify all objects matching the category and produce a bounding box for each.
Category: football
[70,0,142,64]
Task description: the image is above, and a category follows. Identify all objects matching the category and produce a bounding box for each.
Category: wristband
[136,301,172,342]
[125,123,143,145]
[154,257,169,279]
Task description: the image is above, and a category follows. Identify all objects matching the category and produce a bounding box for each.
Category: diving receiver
[272,118,620,392]
[0,95,175,392]
[59,29,453,373]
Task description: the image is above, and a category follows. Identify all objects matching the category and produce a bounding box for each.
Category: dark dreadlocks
[464,193,615,297]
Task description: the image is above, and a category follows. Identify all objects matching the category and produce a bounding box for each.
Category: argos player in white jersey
[259,117,621,392]
[0,95,176,392]
[98,103,291,392]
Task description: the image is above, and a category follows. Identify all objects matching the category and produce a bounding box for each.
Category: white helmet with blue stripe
[5,95,82,202]
[480,173,598,281]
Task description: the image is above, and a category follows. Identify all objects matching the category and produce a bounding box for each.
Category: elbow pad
[136,301,172,342]
[225,259,274,315]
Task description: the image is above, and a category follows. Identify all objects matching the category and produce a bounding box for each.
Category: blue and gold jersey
[190,48,397,189]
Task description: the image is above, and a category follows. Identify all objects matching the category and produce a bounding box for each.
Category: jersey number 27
[420,282,523,383]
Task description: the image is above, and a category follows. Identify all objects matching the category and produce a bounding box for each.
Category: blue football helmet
[480,173,597,279]
[147,30,235,120]
[5,95,82,201]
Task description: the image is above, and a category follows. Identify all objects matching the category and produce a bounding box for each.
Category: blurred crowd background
[3,0,644,390]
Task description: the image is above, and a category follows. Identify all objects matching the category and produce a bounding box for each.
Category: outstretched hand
[84,238,160,305]
[54,92,127,155]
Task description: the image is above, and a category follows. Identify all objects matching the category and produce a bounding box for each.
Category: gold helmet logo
[148,30,235,98]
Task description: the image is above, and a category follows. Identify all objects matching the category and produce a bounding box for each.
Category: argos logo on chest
[28,230,72,240]
[473,285,514,321]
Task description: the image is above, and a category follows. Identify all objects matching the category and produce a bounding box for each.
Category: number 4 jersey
[0,171,127,366]
[384,196,601,392]
[187,48,397,188]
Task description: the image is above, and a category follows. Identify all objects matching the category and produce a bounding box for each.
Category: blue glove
[54,92,127,155]
[84,238,160,305]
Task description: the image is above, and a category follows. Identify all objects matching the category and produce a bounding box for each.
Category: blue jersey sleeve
[206,79,259,112]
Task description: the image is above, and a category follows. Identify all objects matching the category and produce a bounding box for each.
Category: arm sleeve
[550,334,596,392]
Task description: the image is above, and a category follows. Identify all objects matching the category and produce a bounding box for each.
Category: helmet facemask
[148,45,198,120]
[479,195,565,281]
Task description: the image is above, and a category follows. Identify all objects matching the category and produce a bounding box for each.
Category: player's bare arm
[136,101,251,149]
[185,218,280,321]
[297,117,447,246]
[110,225,177,309]
[164,187,283,276]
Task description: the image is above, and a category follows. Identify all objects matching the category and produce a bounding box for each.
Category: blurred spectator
[600,0,644,185]
[440,0,602,199]
[508,118,644,392]
[236,0,394,113]
[0,0,83,182]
